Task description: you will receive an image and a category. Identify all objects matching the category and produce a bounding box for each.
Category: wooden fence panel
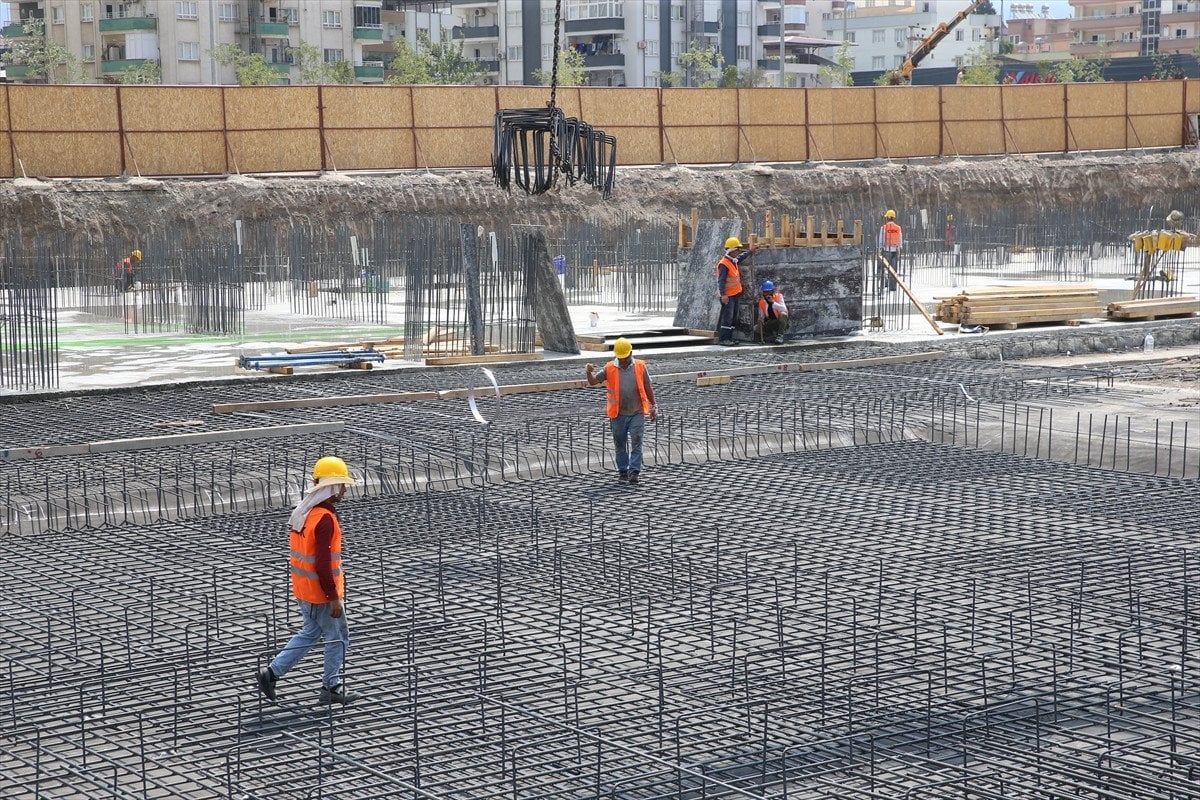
[661,89,738,164]
[322,86,416,170]
[120,86,225,175]
[807,88,875,160]
[1066,83,1125,151]
[413,86,496,167]
[738,89,806,162]
[942,86,1005,154]
[875,87,940,158]
[580,88,660,165]
[224,86,320,173]
[0,87,12,178]
[9,85,119,176]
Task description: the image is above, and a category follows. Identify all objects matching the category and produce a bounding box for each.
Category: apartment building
[1069,0,1200,57]
[1,0,420,84]
[821,1,1002,75]
[1004,4,1073,62]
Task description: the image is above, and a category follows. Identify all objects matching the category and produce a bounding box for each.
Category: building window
[81,5,94,22]
[506,45,522,61]
[955,30,964,41]
[646,40,658,55]
[671,40,683,57]
[895,28,906,43]
[671,4,685,21]
[646,4,659,20]
[355,6,381,27]
[50,6,64,24]
[176,1,198,20]
[737,10,750,26]
[736,44,749,61]
[177,41,200,61]
[844,32,856,43]
[82,43,95,61]
[323,48,344,63]
[283,7,299,25]
[1176,28,1189,37]
[506,10,522,27]
[542,43,553,60]
[323,10,342,28]
[872,29,885,43]
[872,55,885,69]
[567,1,623,20]
[542,7,555,23]
[218,3,238,22]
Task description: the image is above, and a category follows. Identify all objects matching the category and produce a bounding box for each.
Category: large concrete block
[524,229,580,354]
[673,219,742,331]
[737,246,863,340]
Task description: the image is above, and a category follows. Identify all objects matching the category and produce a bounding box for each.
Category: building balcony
[4,64,37,77]
[474,59,500,72]
[1071,11,1140,31]
[355,63,385,79]
[565,17,624,34]
[697,21,720,34]
[257,21,290,36]
[354,26,384,40]
[268,62,292,74]
[98,15,158,33]
[583,52,624,68]
[101,58,151,73]
[1069,39,1139,56]
[452,25,500,40]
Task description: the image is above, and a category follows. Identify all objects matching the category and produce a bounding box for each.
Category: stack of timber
[935,284,1102,329]
[1107,296,1200,321]
[579,328,716,352]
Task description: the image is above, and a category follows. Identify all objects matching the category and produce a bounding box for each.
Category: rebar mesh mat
[2,441,1196,798]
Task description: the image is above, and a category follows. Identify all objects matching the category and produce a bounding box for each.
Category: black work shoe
[257,667,277,701]
[628,472,640,485]
[618,471,629,482]
[319,684,358,705]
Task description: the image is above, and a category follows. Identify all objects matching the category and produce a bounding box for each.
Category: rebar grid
[1,442,1197,798]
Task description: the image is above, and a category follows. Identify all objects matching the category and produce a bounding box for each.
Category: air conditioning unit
[637,40,647,49]
[896,41,905,48]
[498,52,506,60]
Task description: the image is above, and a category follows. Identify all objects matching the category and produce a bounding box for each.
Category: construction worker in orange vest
[585,337,657,485]
[716,236,754,345]
[756,280,789,344]
[877,210,902,292]
[257,456,358,706]
[116,249,142,292]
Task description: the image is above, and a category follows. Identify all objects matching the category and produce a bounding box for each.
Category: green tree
[6,18,84,83]
[997,39,1014,55]
[1052,49,1108,83]
[385,37,432,84]
[961,44,1000,84]
[208,43,281,86]
[1150,50,1175,80]
[291,41,354,84]
[423,31,484,84]
[656,70,682,87]
[717,65,764,88]
[817,41,855,87]
[117,60,162,85]
[532,47,586,86]
[678,40,723,87]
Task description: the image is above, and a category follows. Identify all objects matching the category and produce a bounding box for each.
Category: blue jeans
[610,413,645,473]
[269,599,350,689]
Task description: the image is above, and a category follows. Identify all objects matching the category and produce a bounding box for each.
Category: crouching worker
[756,280,789,344]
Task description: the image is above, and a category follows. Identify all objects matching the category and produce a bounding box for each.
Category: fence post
[657,87,665,165]
[220,86,230,175]
[116,85,127,176]
[4,84,14,179]
[317,84,327,173]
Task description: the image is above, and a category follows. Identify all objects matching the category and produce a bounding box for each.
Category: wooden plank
[89,421,345,452]
[424,351,543,366]
[877,254,943,335]
[212,392,440,415]
[437,378,588,400]
[962,307,1103,324]
[962,298,1102,313]
[696,375,731,387]
[266,365,294,375]
[686,328,717,338]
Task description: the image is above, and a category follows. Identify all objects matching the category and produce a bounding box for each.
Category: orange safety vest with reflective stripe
[757,291,786,319]
[881,221,903,250]
[717,254,743,297]
[289,505,344,604]
[605,359,651,419]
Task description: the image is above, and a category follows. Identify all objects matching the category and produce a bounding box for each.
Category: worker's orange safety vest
[289,505,344,604]
[717,255,743,297]
[757,291,785,319]
[882,222,903,250]
[605,359,651,419]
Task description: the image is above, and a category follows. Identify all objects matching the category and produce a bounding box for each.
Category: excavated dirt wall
[1,150,1198,243]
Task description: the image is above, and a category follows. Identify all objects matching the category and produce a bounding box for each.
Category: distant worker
[258,456,358,706]
[585,337,657,485]
[716,236,754,346]
[944,214,956,249]
[116,249,142,292]
[756,280,789,344]
[878,210,902,292]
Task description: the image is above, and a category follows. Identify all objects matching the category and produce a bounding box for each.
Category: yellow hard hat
[613,337,633,359]
[312,456,354,486]
[131,249,143,260]
[884,210,896,219]
[724,237,741,249]
[946,214,953,221]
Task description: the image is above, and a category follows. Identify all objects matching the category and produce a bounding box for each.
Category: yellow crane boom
[889,0,988,85]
